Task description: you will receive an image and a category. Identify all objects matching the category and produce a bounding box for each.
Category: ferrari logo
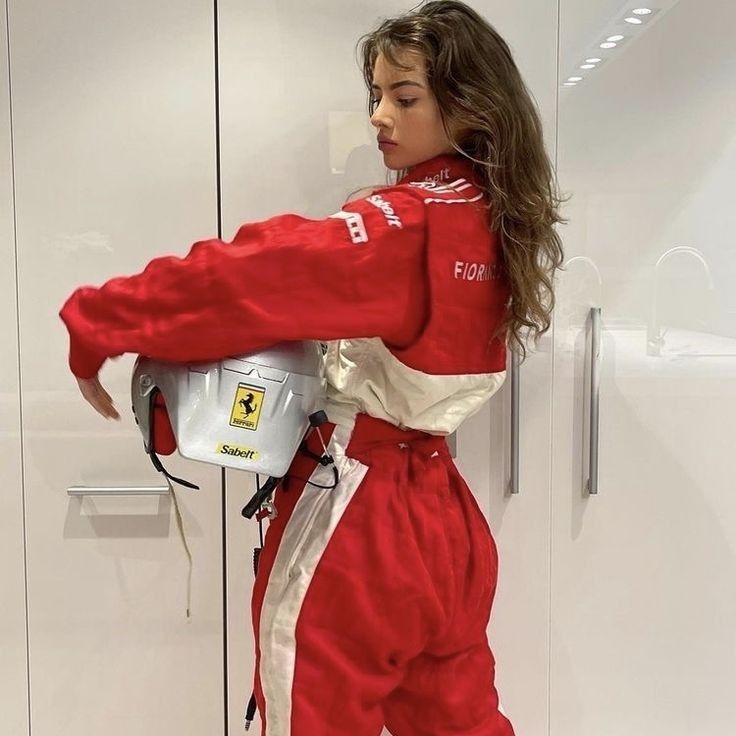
[230,383,265,431]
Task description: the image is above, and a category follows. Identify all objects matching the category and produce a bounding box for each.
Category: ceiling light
[624,17,643,24]
[600,42,617,48]
[633,8,652,14]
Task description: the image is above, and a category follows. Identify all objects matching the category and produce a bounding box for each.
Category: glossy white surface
[552,0,736,732]
[215,2,557,735]
[7,1,225,734]
[454,3,558,734]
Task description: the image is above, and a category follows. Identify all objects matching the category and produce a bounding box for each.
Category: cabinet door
[463,5,558,735]
[552,1,736,733]
[217,2,558,735]
[10,2,225,734]
[0,6,29,735]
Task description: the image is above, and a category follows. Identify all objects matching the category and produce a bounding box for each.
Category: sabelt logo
[216,442,260,461]
[366,194,403,228]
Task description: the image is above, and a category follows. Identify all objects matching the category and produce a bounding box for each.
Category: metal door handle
[586,307,601,495]
[67,485,170,496]
[510,348,520,494]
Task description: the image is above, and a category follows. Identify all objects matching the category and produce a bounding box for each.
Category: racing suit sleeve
[58,187,429,379]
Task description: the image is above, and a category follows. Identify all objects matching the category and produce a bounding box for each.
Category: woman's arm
[59,187,429,379]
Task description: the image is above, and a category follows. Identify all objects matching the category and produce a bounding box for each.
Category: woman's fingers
[95,386,119,419]
[95,380,120,419]
[76,376,121,420]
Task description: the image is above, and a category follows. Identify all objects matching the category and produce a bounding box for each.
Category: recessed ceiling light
[580,64,595,69]
[563,82,577,86]
[600,42,617,48]
[633,8,652,14]
[568,76,583,81]
[624,17,643,24]
[585,58,602,63]
[607,35,625,42]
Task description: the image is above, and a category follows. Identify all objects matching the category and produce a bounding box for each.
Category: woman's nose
[372,117,393,135]
[371,106,391,128]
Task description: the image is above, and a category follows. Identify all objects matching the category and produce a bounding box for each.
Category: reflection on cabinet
[552,0,736,733]
[9,1,226,734]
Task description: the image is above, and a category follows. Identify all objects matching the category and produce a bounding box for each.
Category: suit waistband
[309,411,449,461]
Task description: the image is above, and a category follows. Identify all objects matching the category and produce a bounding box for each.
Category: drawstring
[140,450,195,621]
[165,475,193,620]
[145,389,198,620]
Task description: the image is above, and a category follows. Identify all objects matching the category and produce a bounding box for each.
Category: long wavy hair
[353,0,569,362]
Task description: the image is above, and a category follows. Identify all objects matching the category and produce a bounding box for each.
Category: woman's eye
[371,98,416,109]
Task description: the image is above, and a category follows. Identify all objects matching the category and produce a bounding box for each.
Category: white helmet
[130,341,326,494]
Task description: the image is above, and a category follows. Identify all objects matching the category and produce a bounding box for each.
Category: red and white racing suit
[59,152,516,735]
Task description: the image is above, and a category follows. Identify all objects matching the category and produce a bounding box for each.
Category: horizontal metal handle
[67,485,170,496]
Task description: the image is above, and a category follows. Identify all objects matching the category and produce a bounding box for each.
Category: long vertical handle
[510,348,520,494]
[586,307,602,495]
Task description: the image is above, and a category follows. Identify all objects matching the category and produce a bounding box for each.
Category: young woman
[60,1,566,733]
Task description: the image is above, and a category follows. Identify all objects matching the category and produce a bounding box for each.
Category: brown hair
[354,0,570,362]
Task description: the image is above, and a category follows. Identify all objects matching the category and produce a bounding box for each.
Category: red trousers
[250,412,515,735]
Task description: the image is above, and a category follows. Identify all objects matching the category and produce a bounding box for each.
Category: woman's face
[370,48,464,171]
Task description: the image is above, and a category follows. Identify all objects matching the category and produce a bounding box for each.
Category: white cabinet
[214,2,559,734]
[8,2,226,734]
[551,0,736,733]
[8,1,732,735]
[452,4,560,735]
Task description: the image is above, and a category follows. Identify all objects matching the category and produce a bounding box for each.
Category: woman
[60,2,566,733]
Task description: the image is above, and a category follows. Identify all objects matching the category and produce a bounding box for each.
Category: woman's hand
[76,375,121,420]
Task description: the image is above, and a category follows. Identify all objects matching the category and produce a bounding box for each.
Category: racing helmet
[130,341,326,487]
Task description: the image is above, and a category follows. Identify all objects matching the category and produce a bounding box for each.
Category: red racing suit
[59,152,516,735]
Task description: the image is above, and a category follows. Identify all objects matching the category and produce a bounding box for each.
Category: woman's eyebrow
[371,80,425,91]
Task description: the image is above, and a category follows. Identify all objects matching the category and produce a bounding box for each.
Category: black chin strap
[148,448,201,490]
[147,388,200,490]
